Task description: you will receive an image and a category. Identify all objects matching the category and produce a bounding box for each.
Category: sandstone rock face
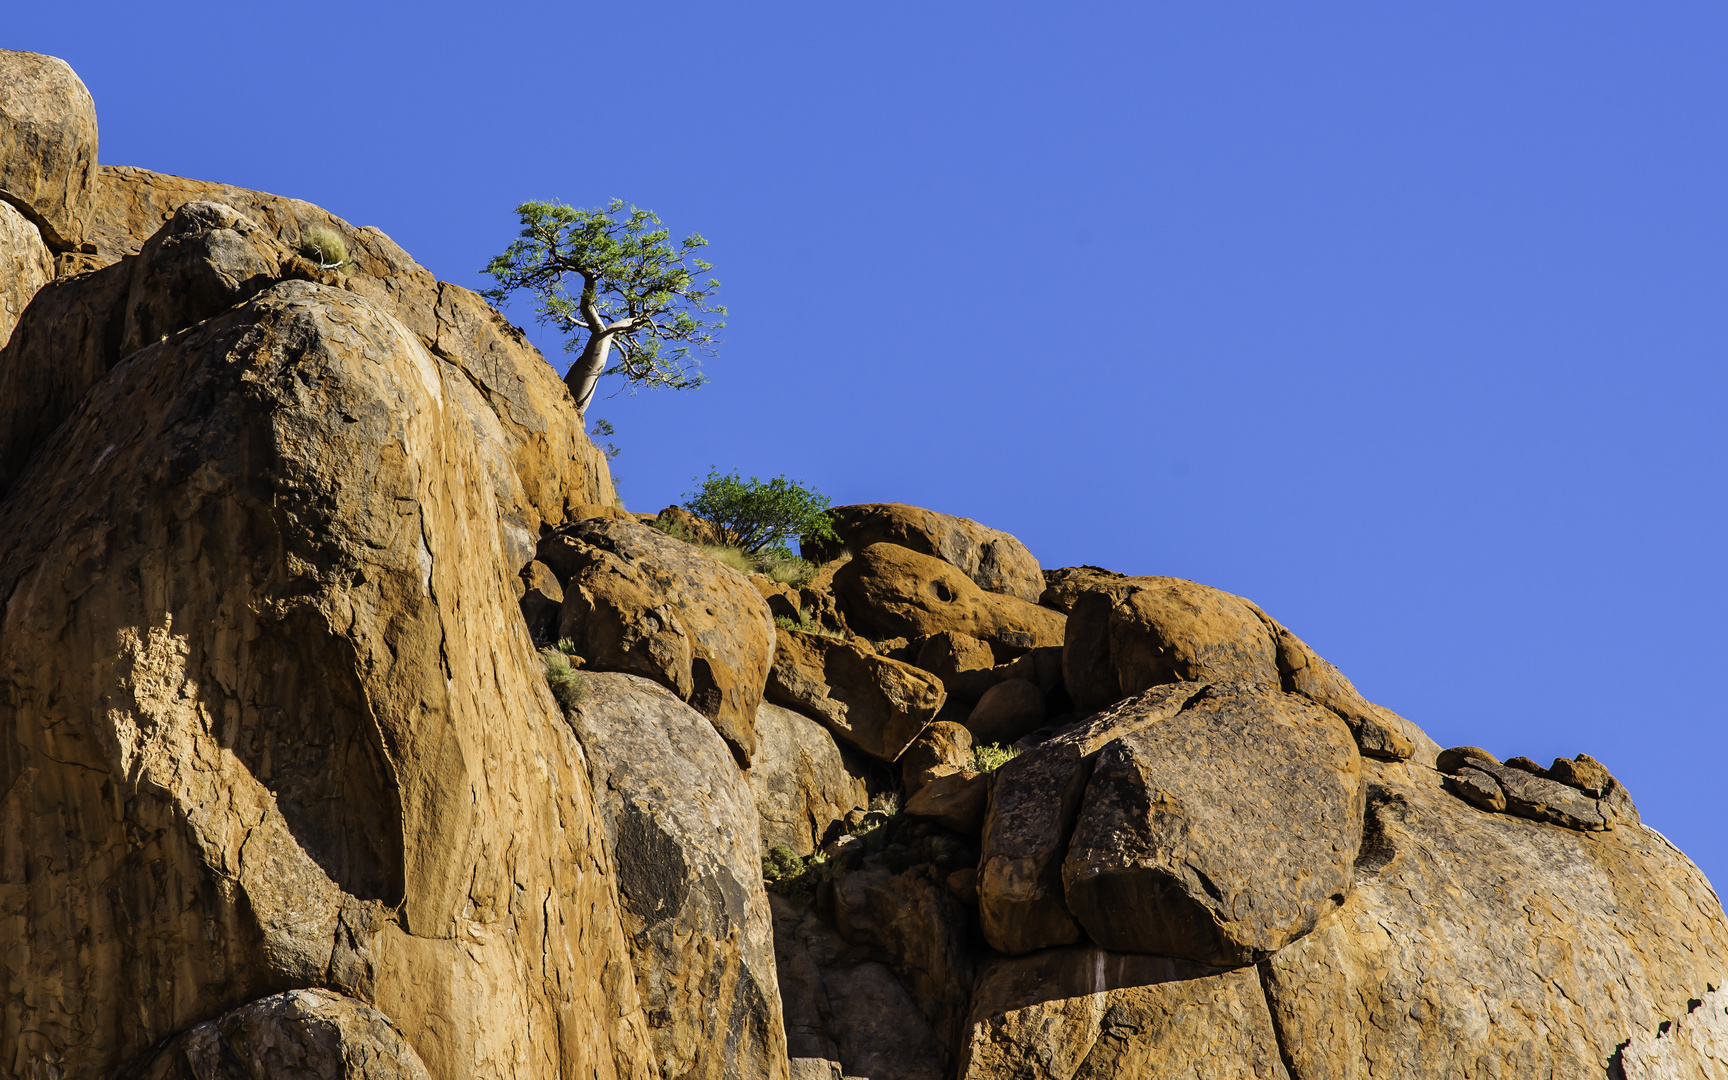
[565,674,789,1080]
[958,949,1289,1080]
[1261,760,1728,1079]
[750,701,868,856]
[977,683,1205,954]
[1061,685,1364,966]
[0,281,653,1079]
[966,677,1047,744]
[902,769,990,836]
[834,542,1065,657]
[900,720,974,794]
[0,49,98,249]
[806,502,1047,603]
[556,517,775,764]
[766,628,945,761]
[1039,564,1130,614]
[0,199,53,350]
[1619,985,1728,1079]
[125,990,432,1080]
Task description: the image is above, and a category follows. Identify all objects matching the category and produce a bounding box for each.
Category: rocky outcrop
[766,628,946,761]
[805,502,1047,603]
[565,674,789,1080]
[0,49,98,250]
[0,279,653,1079]
[554,517,776,764]
[750,701,869,856]
[124,990,432,1080]
[834,542,1065,657]
[1061,684,1363,965]
[0,199,53,350]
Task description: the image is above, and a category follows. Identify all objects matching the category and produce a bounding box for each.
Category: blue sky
[15,3,1727,886]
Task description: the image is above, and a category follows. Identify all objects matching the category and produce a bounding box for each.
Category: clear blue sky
[15,4,1727,887]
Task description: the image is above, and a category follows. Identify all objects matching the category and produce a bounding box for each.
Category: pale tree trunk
[564,334,613,415]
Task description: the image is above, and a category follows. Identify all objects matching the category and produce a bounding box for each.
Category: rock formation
[1,49,1725,1080]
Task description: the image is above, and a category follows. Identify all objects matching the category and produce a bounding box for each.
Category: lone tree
[483,199,724,413]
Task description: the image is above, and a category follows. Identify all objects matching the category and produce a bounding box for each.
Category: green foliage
[760,553,815,587]
[482,199,723,406]
[540,645,586,710]
[683,469,838,556]
[774,613,846,640]
[973,743,1021,773]
[588,417,621,463]
[647,513,694,542]
[299,227,349,269]
[869,790,901,816]
[762,845,843,904]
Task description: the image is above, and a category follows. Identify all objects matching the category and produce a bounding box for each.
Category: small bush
[774,613,847,640]
[869,790,901,816]
[973,743,1020,773]
[683,469,838,556]
[648,513,694,542]
[760,553,815,587]
[762,845,843,904]
[299,226,350,269]
[540,646,586,710]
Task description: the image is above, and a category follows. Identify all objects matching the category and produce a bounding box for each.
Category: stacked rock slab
[806,502,1048,603]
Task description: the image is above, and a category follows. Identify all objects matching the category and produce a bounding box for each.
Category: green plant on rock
[762,844,843,904]
[759,553,815,587]
[483,199,723,414]
[973,743,1021,773]
[869,790,901,816]
[774,613,846,641]
[299,226,350,270]
[683,469,838,557]
[540,645,586,710]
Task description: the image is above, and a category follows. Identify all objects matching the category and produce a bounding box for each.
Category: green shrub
[869,790,900,816]
[540,646,586,710]
[762,845,843,904]
[299,226,350,269]
[648,513,694,542]
[682,469,838,556]
[774,613,847,640]
[973,743,1020,773]
[760,553,815,587]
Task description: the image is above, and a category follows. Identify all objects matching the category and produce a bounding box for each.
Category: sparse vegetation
[973,743,1021,773]
[760,553,815,587]
[299,227,350,270]
[774,613,847,640]
[682,469,838,557]
[870,790,901,816]
[762,844,843,904]
[694,543,755,576]
[540,643,586,710]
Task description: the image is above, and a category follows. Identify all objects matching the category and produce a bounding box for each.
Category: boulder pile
[1,48,1724,1080]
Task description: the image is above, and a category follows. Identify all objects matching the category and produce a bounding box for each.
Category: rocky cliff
[2,50,1725,1080]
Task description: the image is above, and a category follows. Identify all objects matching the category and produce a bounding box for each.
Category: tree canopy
[682,470,838,557]
[483,199,724,413]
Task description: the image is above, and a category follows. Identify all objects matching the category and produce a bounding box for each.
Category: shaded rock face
[804,502,1047,603]
[566,674,790,1080]
[124,990,432,1080]
[750,701,869,856]
[0,280,653,1079]
[959,949,1290,1080]
[0,49,98,249]
[555,517,776,764]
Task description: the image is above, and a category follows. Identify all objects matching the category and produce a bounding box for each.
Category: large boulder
[1261,760,1728,1078]
[804,502,1047,603]
[0,281,654,1079]
[0,50,98,250]
[123,989,432,1080]
[0,199,53,350]
[555,517,775,764]
[1060,684,1364,966]
[834,542,1066,658]
[750,700,869,857]
[976,682,1204,955]
[565,674,790,1080]
[958,948,1289,1080]
[766,628,946,761]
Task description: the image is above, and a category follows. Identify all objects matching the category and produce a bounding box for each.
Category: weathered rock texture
[834,542,1065,657]
[124,989,433,1080]
[0,199,53,350]
[766,628,946,761]
[0,49,98,250]
[0,279,656,1079]
[750,701,868,857]
[555,517,776,764]
[565,674,789,1080]
[806,502,1047,603]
